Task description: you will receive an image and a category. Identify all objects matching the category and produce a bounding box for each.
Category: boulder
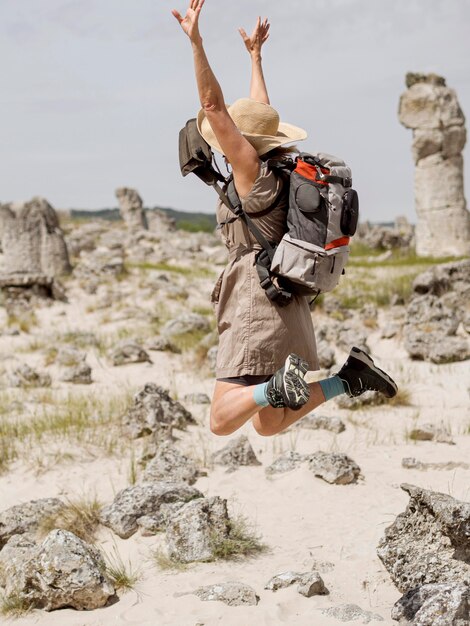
[391,582,470,625]
[1,529,114,611]
[192,581,259,606]
[141,443,201,485]
[308,451,361,485]
[165,496,230,563]
[147,336,181,354]
[123,383,196,438]
[299,414,346,433]
[377,484,470,593]
[321,603,384,623]
[182,393,211,404]
[264,571,303,591]
[161,313,211,338]
[265,451,306,475]
[0,498,64,549]
[109,340,151,366]
[100,482,202,539]
[408,423,455,444]
[211,435,261,468]
[296,571,328,597]
[8,363,52,388]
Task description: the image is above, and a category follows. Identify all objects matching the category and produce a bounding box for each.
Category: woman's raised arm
[172,0,259,198]
[239,17,271,104]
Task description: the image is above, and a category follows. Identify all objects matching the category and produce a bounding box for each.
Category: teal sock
[253,382,270,407]
[319,375,345,401]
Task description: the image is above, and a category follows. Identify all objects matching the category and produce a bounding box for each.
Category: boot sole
[350,347,398,398]
[283,354,310,409]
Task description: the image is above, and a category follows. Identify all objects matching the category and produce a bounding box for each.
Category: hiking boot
[266,353,310,410]
[337,347,398,398]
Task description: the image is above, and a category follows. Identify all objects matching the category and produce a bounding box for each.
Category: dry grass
[210,514,268,561]
[104,546,142,592]
[0,591,33,618]
[38,496,102,542]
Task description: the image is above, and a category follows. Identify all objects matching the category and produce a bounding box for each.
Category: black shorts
[217,374,272,387]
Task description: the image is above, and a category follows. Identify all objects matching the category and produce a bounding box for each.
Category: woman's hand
[238,17,270,57]
[172,0,205,42]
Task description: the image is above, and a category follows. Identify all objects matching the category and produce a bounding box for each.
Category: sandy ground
[1,267,469,626]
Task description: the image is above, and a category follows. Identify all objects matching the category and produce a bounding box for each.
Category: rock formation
[0,197,71,298]
[0,197,71,276]
[399,72,470,257]
[115,187,148,230]
[377,483,470,592]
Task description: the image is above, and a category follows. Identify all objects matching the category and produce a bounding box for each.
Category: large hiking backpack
[179,119,359,306]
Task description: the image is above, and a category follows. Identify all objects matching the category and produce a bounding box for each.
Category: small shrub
[388,386,412,407]
[210,515,267,560]
[153,548,188,572]
[104,546,141,592]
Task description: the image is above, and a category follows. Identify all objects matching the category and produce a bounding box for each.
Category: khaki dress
[211,163,318,378]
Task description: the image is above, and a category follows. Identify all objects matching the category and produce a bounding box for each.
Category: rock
[115,187,148,230]
[265,451,306,475]
[109,340,152,366]
[212,435,261,468]
[74,247,125,280]
[317,340,336,369]
[0,498,65,548]
[206,345,218,371]
[2,529,114,611]
[9,363,52,388]
[321,603,384,623]
[308,451,361,485]
[135,503,186,535]
[335,390,386,410]
[161,313,211,338]
[337,323,369,354]
[147,336,182,354]
[57,348,93,384]
[297,571,328,597]
[141,443,201,485]
[409,423,455,444]
[264,571,303,591]
[377,483,470,593]
[402,457,470,471]
[100,481,202,538]
[165,496,230,563]
[398,74,470,257]
[391,582,470,625]
[192,581,259,606]
[299,414,346,433]
[381,323,401,339]
[0,197,71,278]
[123,383,196,438]
[183,393,211,404]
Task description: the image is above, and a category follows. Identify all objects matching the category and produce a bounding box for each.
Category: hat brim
[196,107,307,157]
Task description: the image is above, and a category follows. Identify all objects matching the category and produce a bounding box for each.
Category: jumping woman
[172,0,397,436]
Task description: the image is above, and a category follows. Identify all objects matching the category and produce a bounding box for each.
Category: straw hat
[197,98,307,156]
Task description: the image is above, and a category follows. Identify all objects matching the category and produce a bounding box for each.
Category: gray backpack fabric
[270,152,359,297]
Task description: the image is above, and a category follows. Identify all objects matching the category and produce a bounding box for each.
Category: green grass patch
[335,272,419,309]
[349,249,467,268]
[127,261,215,279]
[171,329,210,353]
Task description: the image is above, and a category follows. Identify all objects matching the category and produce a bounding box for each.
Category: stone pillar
[0,197,71,276]
[115,187,148,231]
[399,73,470,257]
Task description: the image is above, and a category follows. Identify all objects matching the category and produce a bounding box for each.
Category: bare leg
[210,379,327,436]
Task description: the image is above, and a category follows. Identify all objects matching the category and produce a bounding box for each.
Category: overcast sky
[1,0,469,222]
